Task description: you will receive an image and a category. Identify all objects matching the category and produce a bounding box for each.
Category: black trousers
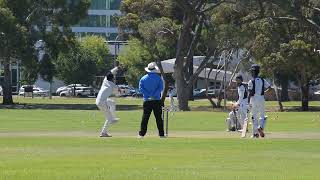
[139,100,164,136]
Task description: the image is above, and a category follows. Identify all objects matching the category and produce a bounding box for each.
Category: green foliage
[56,36,110,85]
[56,44,99,85]
[80,36,112,74]
[0,7,27,58]
[39,54,56,83]
[119,0,177,37]
[138,17,179,58]
[118,15,179,87]
[279,40,320,82]
[117,39,152,87]
[0,0,91,104]
[118,13,141,36]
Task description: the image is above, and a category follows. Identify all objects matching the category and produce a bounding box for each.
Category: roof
[160,57,233,81]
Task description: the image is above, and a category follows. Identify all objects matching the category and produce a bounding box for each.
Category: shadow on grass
[0,104,319,112]
[0,104,142,111]
[267,106,320,112]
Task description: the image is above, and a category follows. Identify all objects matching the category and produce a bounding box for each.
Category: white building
[160,56,251,89]
[0,61,20,93]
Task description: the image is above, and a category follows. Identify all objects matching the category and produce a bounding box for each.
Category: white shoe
[137,135,144,139]
[250,134,259,138]
[100,133,112,137]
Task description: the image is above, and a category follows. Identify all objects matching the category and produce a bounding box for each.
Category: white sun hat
[144,62,160,73]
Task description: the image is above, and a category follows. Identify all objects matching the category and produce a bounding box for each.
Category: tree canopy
[56,36,111,86]
[0,0,90,104]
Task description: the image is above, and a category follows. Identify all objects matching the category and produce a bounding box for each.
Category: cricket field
[0,97,319,180]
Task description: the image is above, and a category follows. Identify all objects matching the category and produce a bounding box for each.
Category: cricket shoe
[251,134,259,138]
[258,127,265,138]
[160,136,167,139]
[137,134,144,139]
[100,133,112,137]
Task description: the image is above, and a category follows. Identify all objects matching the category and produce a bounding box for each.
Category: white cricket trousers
[250,96,267,134]
[237,103,248,128]
[97,99,117,134]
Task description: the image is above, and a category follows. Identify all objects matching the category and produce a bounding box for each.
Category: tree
[119,0,238,110]
[279,40,320,111]
[118,39,153,87]
[39,53,55,99]
[0,0,90,104]
[242,0,320,111]
[56,36,110,86]
[0,7,27,104]
[215,0,320,111]
[56,46,98,86]
[80,36,111,75]
[119,3,180,102]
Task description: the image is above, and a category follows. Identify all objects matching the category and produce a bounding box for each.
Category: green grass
[0,109,319,133]
[12,96,320,109]
[0,97,320,179]
[0,137,319,180]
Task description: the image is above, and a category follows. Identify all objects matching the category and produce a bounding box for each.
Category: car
[314,90,320,95]
[19,86,49,97]
[128,87,137,95]
[193,89,202,96]
[59,86,95,97]
[200,85,224,95]
[166,87,177,97]
[131,89,143,98]
[118,85,132,96]
[56,84,87,94]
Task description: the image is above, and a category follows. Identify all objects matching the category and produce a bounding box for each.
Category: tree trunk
[280,77,289,101]
[176,85,190,111]
[49,81,52,99]
[3,59,13,105]
[301,84,309,111]
[161,79,169,105]
[175,70,190,111]
[174,13,193,111]
[217,92,223,108]
[205,70,218,109]
[273,76,284,112]
[156,60,169,105]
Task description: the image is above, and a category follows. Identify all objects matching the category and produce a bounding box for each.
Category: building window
[109,0,121,10]
[78,15,117,28]
[90,0,121,10]
[90,0,106,10]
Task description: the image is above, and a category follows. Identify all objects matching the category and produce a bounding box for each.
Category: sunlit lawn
[0,97,319,179]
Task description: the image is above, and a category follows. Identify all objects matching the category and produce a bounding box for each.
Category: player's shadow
[284,106,320,112]
[0,104,142,111]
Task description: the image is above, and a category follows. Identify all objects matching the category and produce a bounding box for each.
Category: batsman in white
[234,74,248,130]
[96,67,120,137]
[248,64,272,138]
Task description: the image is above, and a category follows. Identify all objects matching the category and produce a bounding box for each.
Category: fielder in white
[96,68,120,137]
[225,105,241,131]
[248,64,272,138]
[235,74,248,130]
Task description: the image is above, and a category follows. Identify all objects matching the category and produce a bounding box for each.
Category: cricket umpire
[138,62,165,138]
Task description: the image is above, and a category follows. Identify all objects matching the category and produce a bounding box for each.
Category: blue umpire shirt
[139,72,163,101]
